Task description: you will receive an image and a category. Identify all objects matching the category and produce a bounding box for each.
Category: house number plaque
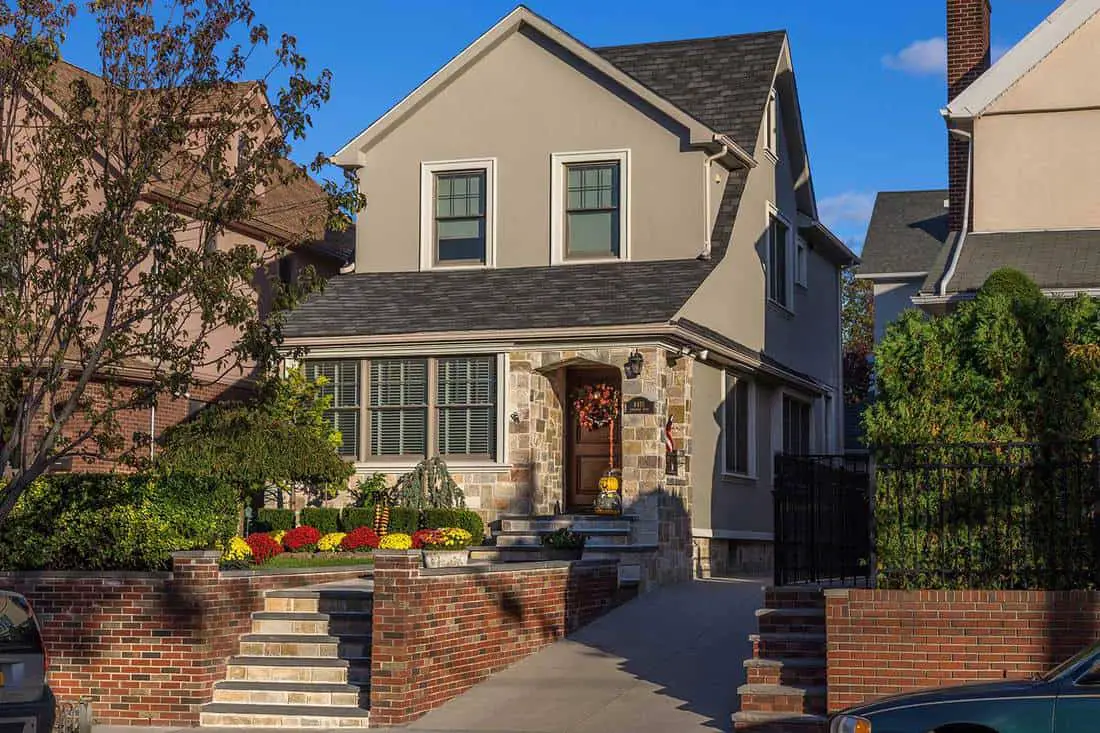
[623,397,656,415]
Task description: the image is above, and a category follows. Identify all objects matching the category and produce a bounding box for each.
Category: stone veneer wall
[0,553,369,726]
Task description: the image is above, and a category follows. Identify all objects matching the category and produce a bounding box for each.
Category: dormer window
[551,150,630,264]
[766,88,779,157]
[420,158,496,269]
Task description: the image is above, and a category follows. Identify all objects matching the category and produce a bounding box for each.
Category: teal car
[830,642,1100,733]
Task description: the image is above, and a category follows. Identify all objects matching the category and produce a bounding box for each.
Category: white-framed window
[766,205,793,309]
[795,236,808,288]
[551,149,630,264]
[765,88,779,157]
[305,355,504,464]
[782,393,812,455]
[420,158,496,270]
[722,371,755,477]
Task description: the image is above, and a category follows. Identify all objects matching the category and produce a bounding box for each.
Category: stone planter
[422,549,470,568]
[542,548,584,562]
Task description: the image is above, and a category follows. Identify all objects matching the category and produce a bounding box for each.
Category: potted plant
[415,527,474,568]
[542,527,585,561]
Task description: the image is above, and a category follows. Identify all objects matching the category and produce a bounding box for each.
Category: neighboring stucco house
[284,6,856,579]
[862,0,1100,340]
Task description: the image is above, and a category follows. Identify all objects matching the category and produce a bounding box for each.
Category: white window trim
[550,149,631,265]
[420,158,497,271]
[772,387,815,456]
[766,202,794,312]
[720,371,757,479]
[795,236,809,289]
[765,88,779,161]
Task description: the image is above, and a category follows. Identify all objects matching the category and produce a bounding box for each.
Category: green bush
[421,508,485,546]
[340,506,376,531]
[388,507,419,534]
[0,473,237,571]
[300,507,340,534]
[256,508,294,532]
[979,267,1043,304]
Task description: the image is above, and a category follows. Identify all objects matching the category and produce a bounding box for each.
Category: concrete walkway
[403,577,766,733]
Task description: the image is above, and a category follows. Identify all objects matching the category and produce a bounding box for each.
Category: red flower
[283,525,322,552]
[341,526,380,551]
[245,533,283,564]
[412,528,444,549]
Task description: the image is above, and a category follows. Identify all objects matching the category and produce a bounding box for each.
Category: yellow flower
[437,527,473,549]
[271,530,286,545]
[317,532,347,552]
[222,536,253,562]
[379,533,413,550]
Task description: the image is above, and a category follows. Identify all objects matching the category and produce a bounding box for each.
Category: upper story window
[420,158,496,270]
[767,207,792,309]
[551,150,629,264]
[795,236,808,288]
[766,88,779,157]
[782,394,812,455]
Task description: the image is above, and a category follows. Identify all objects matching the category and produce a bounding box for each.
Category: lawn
[263,553,375,569]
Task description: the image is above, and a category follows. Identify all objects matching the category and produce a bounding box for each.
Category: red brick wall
[0,552,369,725]
[826,588,1100,712]
[369,551,619,727]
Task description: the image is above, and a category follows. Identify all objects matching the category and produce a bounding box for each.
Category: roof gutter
[937,124,973,296]
[714,133,757,169]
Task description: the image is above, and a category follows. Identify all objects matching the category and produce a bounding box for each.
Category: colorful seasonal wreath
[572,383,620,432]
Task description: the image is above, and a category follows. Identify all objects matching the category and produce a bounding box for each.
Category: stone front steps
[734,588,828,733]
[199,582,374,728]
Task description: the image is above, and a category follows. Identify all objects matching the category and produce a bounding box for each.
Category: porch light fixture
[623,350,644,379]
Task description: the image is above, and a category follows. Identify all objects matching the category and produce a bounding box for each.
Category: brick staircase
[734,588,827,733]
[199,581,374,728]
[473,514,651,585]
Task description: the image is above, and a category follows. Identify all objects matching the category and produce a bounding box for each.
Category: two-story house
[284,6,856,582]
[862,0,1100,341]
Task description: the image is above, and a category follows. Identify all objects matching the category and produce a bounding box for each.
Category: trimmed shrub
[388,507,420,534]
[256,508,294,532]
[340,506,376,532]
[283,525,321,552]
[422,508,485,546]
[245,532,283,564]
[300,507,340,534]
[979,267,1043,304]
[341,526,380,551]
[0,473,237,571]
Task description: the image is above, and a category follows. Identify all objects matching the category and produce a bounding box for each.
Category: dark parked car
[0,591,54,733]
[830,641,1100,732]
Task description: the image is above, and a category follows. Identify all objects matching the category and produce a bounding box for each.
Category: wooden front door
[565,366,622,511]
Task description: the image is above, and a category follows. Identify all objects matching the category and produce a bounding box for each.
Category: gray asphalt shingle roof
[859,190,950,277]
[595,31,786,153]
[943,230,1100,293]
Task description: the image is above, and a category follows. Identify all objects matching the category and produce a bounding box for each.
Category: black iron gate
[773,454,872,586]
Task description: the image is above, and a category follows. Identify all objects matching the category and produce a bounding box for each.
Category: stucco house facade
[284,6,856,579]
[862,0,1100,341]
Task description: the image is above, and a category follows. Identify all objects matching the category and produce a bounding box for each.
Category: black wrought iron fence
[875,440,1100,590]
[773,454,872,586]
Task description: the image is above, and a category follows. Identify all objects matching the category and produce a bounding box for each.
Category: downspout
[699,144,729,261]
[938,128,973,296]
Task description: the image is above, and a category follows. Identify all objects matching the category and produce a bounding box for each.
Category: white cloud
[883,37,947,76]
[818,192,876,235]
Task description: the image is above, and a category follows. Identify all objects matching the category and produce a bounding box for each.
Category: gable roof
[857,190,950,278]
[934,230,1100,294]
[594,31,786,153]
[946,0,1100,120]
[331,5,756,167]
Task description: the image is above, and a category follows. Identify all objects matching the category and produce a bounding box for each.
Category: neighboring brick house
[11,55,351,472]
[861,0,1100,341]
[284,6,857,581]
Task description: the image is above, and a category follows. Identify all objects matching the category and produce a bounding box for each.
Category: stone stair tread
[241,633,341,643]
[737,683,826,697]
[200,702,370,718]
[497,527,630,535]
[265,587,374,599]
[749,632,826,641]
[229,656,349,667]
[755,607,825,617]
[213,681,363,693]
[732,711,827,724]
[252,610,372,620]
[743,657,826,668]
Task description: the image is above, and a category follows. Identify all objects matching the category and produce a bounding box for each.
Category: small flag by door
[664,415,675,452]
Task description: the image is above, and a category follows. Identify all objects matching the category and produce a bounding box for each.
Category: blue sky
[58,1,1063,250]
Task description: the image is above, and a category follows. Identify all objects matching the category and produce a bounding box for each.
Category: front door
[565,366,622,511]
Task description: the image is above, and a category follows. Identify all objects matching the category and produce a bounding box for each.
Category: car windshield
[1043,641,1100,681]
[0,595,42,654]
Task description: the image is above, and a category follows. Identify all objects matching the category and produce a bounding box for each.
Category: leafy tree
[842,269,875,404]
[0,1,362,522]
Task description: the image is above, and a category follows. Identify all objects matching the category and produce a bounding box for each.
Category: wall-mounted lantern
[623,350,644,379]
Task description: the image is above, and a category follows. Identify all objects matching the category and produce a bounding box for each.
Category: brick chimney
[947,0,991,232]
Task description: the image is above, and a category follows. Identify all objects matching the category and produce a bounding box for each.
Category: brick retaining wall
[0,552,370,725]
[825,588,1100,712]
[369,551,619,727]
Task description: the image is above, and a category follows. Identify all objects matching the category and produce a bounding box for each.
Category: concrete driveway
[402,577,765,733]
